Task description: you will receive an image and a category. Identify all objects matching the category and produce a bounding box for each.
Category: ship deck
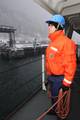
[7,82,80,120]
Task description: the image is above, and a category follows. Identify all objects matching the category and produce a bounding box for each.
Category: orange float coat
[45,30,77,87]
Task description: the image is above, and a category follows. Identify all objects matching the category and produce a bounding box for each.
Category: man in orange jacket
[45,14,77,119]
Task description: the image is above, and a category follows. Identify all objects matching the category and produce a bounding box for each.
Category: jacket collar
[48,30,64,42]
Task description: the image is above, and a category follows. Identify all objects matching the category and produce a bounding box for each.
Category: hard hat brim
[46,20,64,28]
[46,20,57,24]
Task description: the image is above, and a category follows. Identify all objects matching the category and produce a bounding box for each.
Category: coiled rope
[55,88,71,119]
[36,88,71,120]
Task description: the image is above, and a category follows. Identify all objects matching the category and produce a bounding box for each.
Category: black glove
[62,84,69,92]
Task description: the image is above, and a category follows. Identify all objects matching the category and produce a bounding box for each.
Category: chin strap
[56,24,60,30]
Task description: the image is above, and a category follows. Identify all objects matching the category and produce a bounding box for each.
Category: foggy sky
[0,0,51,37]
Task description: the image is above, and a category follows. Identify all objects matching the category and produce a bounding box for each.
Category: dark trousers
[47,75,64,105]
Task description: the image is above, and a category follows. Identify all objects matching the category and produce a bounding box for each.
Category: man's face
[48,24,57,34]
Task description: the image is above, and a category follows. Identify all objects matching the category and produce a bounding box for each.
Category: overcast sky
[0,0,51,37]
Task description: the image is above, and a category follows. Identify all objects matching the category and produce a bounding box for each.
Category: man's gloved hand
[62,84,70,92]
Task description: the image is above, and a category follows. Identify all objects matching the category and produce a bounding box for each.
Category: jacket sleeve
[62,39,77,87]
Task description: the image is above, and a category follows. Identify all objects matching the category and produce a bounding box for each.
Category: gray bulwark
[0,56,42,120]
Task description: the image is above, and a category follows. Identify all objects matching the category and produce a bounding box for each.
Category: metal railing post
[42,54,46,91]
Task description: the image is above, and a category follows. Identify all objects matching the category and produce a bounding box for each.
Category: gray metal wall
[0,56,42,120]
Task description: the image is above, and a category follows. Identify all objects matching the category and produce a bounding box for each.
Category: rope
[55,88,71,119]
[36,90,68,120]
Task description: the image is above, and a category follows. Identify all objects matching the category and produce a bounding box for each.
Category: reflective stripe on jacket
[45,30,77,87]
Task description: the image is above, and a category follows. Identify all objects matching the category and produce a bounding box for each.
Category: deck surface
[8,83,80,120]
